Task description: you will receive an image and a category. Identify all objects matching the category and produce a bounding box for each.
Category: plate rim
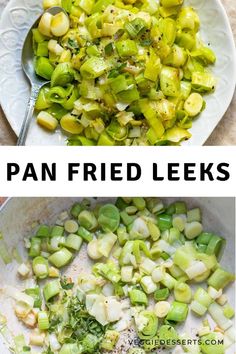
[0,0,235,145]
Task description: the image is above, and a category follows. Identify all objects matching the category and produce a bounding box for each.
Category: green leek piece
[25,287,42,308]
[97,131,115,146]
[78,210,98,230]
[76,0,94,14]
[163,44,187,67]
[194,288,212,308]
[196,233,212,245]
[200,333,224,354]
[33,256,49,279]
[106,120,128,141]
[29,237,41,257]
[48,85,72,104]
[159,5,179,18]
[67,136,96,146]
[98,204,120,232]
[174,282,192,303]
[46,104,68,120]
[120,211,136,226]
[32,28,47,43]
[50,225,64,237]
[161,273,177,289]
[117,226,129,246]
[161,0,183,7]
[117,86,140,103]
[48,248,73,268]
[62,87,79,110]
[35,57,54,80]
[51,63,74,87]
[191,72,216,92]
[148,221,160,241]
[43,280,61,301]
[93,261,121,283]
[158,325,179,348]
[137,311,158,340]
[70,202,83,218]
[116,40,138,57]
[187,208,201,222]
[191,46,216,66]
[59,343,79,354]
[139,100,165,138]
[156,98,176,121]
[92,0,114,13]
[144,49,161,82]
[175,201,187,214]
[36,225,50,237]
[173,246,194,270]
[35,86,51,110]
[176,31,196,51]
[82,334,99,353]
[154,288,170,301]
[129,289,148,306]
[207,268,234,290]
[77,226,93,242]
[36,41,49,57]
[157,214,172,231]
[101,330,120,351]
[61,0,73,12]
[66,234,83,251]
[197,244,207,253]
[177,7,200,33]
[160,66,180,97]
[196,253,217,271]
[132,197,146,211]
[180,81,192,100]
[38,311,49,330]
[184,221,203,239]
[125,18,147,38]
[146,128,160,145]
[205,235,223,256]
[223,305,235,319]
[159,18,176,46]
[104,43,113,56]
[166,301,188,322]
[169,264,185,279]
[163,126,191,143]
[80,57,107,79]
[191,300,207,316]
[109,75,128,94]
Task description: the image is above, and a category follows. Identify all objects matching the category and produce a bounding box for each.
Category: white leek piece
[208,302,233,331]
[98,233,117,257]
[129,218,150,239]
[185,261,207,279]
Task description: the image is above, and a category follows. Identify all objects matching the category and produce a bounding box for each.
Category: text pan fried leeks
[33,0,216,145]
[2,198,234,353]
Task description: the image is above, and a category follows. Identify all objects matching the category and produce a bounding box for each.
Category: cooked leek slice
[34,0,216,145]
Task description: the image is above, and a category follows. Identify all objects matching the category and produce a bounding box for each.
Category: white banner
[0,146,235,197]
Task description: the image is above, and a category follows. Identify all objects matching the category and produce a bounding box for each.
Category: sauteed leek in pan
[0,198,234,353]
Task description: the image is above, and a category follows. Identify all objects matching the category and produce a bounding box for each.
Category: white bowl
[0,0,235,145]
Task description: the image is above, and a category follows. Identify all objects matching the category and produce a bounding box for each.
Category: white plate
[0,0,235,145]
[0,197,235,353]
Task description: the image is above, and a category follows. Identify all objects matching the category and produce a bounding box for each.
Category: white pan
[0,198,235,353]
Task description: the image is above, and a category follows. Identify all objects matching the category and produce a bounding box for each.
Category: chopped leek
[9,198,235,354]
[33,0,216,145]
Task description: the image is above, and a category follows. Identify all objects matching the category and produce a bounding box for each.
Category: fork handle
[17,85,40,146]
